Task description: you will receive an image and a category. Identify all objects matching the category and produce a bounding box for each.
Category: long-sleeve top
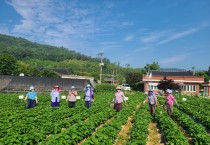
[166,94,175,106]
[84,88,94,101]
[51,90,60,102]
[146,92,157,105]
[67,90,77,102]
[113,91,125,103]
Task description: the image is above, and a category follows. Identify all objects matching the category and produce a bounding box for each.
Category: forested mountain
[0,33,145,87]
[0,34,110,63]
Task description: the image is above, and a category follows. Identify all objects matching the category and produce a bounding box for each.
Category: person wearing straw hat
[84,84,94,108]
[67,86,78,108]
[112,86,125,112]
[25,86,38,109]
[164,89,177,116]
[143,89,158,116]
[50,85,60,108]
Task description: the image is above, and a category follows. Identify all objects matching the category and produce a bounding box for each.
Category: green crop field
[0,92,210,145]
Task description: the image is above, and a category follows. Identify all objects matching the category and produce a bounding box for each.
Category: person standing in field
[66,86,77,108]
[164,89,177,116]
[51,85,60,108]
[143,89,158,116]
[84,84,94,109]
[112,86,125,112]
[25,86,38,109]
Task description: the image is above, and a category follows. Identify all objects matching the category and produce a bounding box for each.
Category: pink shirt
[114,91,125,103]
[68,90,77,102]
[166,94,175,106]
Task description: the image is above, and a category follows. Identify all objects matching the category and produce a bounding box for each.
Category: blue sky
[0,0,210,70]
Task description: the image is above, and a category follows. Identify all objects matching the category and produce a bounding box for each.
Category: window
[148,84,158,90]
[184,85,196,92]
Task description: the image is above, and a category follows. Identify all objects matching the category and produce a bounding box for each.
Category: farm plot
[0,92,210,144]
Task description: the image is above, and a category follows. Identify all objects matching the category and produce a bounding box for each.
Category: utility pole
[98,50,104,84]
[192,67,195,75]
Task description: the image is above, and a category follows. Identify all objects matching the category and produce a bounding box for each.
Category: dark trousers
[85,101,92,108]
[166,104,173,116]
[68,101,76,108]
[51,97,59,107]
[149,103,156,116]
[26,99,36,109]
[115,103,122,112]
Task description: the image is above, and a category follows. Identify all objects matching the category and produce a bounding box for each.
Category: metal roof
[150,70,194,76]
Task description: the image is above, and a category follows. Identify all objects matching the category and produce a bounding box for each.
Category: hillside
[0,34,145,86]
[0,34,110,63]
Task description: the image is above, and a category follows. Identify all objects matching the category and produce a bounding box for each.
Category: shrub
[94,84,116,93]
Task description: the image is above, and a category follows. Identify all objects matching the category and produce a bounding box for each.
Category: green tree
[41,69,60,78]
[196,71,210,82]
[144,62,160,72]
[0,54,18,75]
[157,77,180,92]
[125,71,144,91]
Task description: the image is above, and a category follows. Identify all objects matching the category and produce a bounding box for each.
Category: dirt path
[114,102,142,145]
[77,116,115,145]
[114,116,133,145]
[146,122,164,145]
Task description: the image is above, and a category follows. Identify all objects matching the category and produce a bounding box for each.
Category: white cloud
[157,28,200,45]
[124,35,134,41]
[6,0,128,52]
[159,53,191,66]
[140,24,208,46]
[140,30,169,44]
[134,45,154,52]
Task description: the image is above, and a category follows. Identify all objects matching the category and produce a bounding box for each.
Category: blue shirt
[27,91,37,100]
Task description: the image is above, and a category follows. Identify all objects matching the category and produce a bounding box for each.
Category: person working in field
[84,84,94,108]
[50,85,60,108]
[112,86,125,112]
[66,86,77,108]
[164,89,177,116]
[143,89,158,116]
[25,86,38,109]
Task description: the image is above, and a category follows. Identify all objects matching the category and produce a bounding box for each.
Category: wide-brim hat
[166,89,172,94]
[30,86,35,90]
[54,85,60,88]
[116,86,121,90]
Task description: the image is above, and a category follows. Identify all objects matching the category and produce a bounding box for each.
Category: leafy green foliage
[94,84,116,93]
[125,71,144,91]
[0,34,108,63]
[0,53,18,75]
[144,62,160,72]
[196,70,210,82]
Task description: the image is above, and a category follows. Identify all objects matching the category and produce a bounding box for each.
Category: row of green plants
[0,93,116,144]
[1,92,210,144]
[177,102,210,129]
[155,107,189,145]
[82,92,145,145]
[172,107,210,144]
[0,92,145,144]
[126,103,152,145]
